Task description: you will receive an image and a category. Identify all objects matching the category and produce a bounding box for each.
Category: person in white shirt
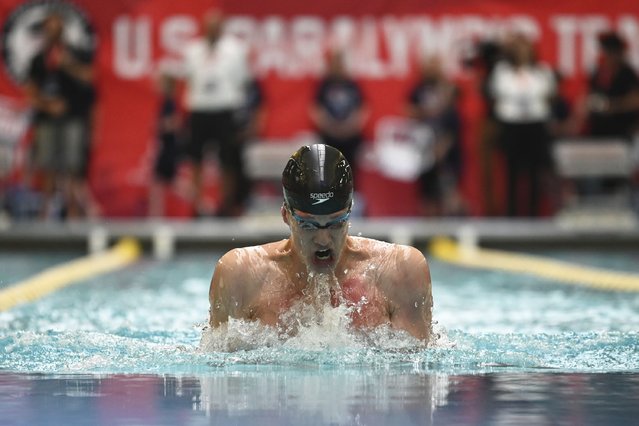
[182,9,252,217]
[489,33,557,217]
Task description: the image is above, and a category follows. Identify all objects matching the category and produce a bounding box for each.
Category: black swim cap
[282,144,353,215]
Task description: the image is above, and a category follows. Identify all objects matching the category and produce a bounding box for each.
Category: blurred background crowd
[1,0,638,222]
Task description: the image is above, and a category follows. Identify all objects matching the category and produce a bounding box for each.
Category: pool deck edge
[1,216,638,252]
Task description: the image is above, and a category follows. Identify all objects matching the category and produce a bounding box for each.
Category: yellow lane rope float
[0,238,141,311]
[429,237,639,292]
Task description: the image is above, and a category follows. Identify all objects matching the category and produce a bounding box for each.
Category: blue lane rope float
[429,237,639,292]
[0,238,142,311]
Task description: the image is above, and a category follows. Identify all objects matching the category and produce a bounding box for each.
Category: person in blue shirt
[407,56,465,216]
[310,50,367,175]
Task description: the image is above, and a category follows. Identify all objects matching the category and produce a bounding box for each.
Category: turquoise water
[2,249,639,425]
[1,251,639,373]
[0,251,77,289]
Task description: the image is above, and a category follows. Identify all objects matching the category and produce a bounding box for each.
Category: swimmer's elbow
[408,303,432,342]
[390,312,431,342]
[209,281,229,328]
[209,309,228,328]
[209,257,236,326]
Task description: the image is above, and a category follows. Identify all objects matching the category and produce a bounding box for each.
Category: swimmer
[208,144,432,341]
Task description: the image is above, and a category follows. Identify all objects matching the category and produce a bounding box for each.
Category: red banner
[2,0,638,216]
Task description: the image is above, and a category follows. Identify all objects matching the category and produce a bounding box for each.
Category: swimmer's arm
[208,250,253,327]
[388,247,433,341]
[209,259,228,327]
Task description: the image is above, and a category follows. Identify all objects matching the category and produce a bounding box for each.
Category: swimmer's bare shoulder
[356,237,433,340]
[208,241,285,327]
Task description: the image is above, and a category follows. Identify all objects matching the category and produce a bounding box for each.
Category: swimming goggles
[287,206,351,230]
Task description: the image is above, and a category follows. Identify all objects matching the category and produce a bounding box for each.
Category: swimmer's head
[282,144,353,215]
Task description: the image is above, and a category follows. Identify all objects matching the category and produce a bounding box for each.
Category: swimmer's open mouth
[314,249,333,261]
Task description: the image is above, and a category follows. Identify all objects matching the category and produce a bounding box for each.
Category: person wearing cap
[207,144,433,341]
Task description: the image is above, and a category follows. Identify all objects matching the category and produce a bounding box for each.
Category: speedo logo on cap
[310,192,334,205]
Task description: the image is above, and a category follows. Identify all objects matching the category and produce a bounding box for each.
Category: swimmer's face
[283,204,350,273]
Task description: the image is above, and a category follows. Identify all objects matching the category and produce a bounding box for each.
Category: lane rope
[429,237,639,292]
[0,238,142,311]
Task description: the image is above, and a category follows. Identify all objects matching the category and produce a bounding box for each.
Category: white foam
[198,295,442,353]
[199,259,448,353]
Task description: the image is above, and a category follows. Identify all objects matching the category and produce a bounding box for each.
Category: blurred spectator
[182,9,252,217]
[0,97,38,220]
[582,31,639,141]
[462,39,503,216]
[572,31,639,207]
[2,184,42,220]
[488,33,557,217]
[310,50,367,175]
[23,11,98,219]
[407,55,466,216]
[548,71,573,139]
[236,79,266,143]
[233,78,266,210]
[149,72,182,217]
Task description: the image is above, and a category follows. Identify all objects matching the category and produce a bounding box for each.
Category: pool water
[1,249,639,425]
[0,251,78,289]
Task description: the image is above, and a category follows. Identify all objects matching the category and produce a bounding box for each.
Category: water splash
[199,298,430,354]
[3,325,639,374]
[3,253,639,375]
[200,267,436,354]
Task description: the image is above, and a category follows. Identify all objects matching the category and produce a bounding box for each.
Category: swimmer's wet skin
[207,144,433,343]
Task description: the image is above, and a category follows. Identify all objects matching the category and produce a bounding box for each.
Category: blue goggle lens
[289,208,350,230]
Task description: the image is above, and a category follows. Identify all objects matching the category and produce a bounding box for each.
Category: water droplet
[414,302,418,308]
